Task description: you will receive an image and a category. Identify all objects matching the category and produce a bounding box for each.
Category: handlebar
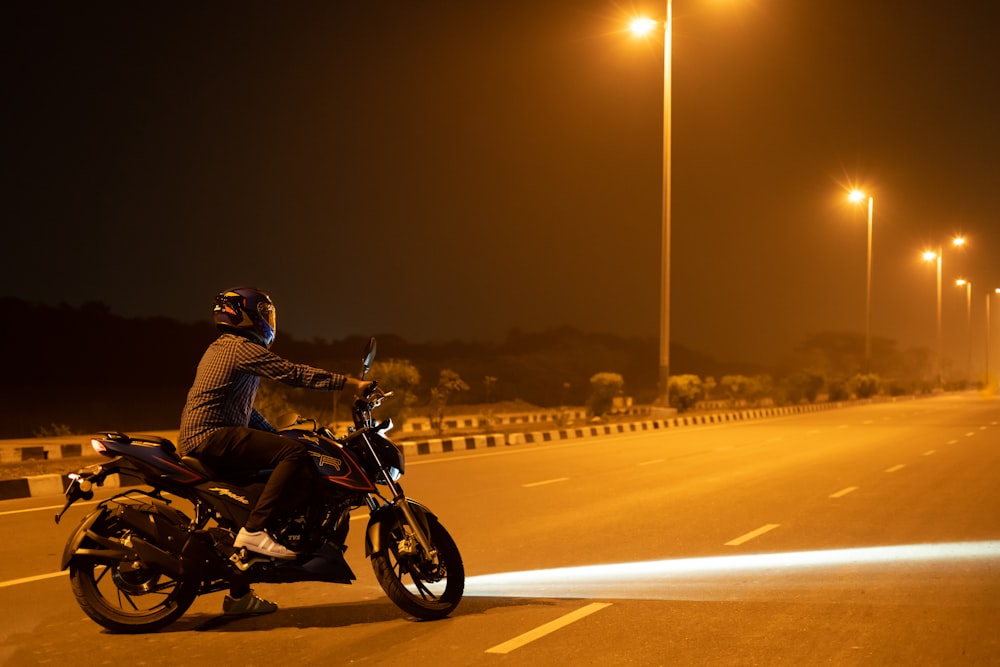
[358,380,392,406]
[351,381,393,430]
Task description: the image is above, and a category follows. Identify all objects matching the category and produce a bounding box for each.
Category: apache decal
[309,451,343,471]
[209,487,250,505]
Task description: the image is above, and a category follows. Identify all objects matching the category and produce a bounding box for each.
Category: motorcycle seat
[181,455,217,479]
[100,432,180,456]
[181,455,272,485]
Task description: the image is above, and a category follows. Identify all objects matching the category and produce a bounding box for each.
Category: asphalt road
[2,393,998,665]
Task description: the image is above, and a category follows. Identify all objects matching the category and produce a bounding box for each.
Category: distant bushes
[667,371,930,413]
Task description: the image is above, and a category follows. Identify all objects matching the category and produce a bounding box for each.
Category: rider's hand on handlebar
[345,377,375,398]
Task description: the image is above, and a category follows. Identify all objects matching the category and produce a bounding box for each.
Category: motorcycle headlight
[377,466,402,484]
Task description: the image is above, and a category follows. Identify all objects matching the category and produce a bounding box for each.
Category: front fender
[364,499,437,558]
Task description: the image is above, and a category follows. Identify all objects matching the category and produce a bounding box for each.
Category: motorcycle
[54,337,464,633]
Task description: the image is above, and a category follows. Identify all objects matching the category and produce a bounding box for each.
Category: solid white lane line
[0,571,66,588]
[725,523,780,546]
[830,486,858,498]
[886,464,906,473]
[522,477,569,488]
[485,602,612,654]
[1,500,99,517]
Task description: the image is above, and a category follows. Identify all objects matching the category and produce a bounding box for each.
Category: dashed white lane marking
[948,440,959,445]
[522,477,569,488]
[966,432,977,437]
[886,464,906,473]
[638,459,665,466]
[923,450,936,456]
[830,486,858,498]
[725,523,780,546]
[485,602,613,654]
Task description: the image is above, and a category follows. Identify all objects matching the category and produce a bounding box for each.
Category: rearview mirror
[361,337,377,379]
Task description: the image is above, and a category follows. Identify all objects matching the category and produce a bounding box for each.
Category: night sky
[6,1,999,370]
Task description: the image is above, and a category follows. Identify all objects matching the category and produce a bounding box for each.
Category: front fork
[360,432,438,560]
[365,489,437,561]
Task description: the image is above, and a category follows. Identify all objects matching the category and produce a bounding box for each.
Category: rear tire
[68,519,199,633]
[371,515,464,620]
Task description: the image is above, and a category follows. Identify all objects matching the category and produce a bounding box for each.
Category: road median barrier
[2,397,921,499]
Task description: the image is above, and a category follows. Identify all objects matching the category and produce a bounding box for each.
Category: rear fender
[364,499,436,558]
[60,493,194,572]
[61,509,109,569]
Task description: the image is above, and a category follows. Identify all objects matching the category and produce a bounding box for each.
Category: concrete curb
[396,400,843,457]
[0,399,878,500]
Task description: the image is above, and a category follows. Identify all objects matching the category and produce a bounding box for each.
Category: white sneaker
[234,528,297,560]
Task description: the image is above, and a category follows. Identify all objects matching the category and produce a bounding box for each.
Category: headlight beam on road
[465,541,1000,600]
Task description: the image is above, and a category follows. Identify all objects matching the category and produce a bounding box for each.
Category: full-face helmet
[213,287,277,348]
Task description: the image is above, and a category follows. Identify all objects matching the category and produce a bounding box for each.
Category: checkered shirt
[178,333,346,455]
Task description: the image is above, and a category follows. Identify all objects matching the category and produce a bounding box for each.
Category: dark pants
[196,427,314,532]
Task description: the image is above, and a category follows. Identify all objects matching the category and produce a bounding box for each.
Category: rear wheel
[371,515,464,620]
[68,521,199,633]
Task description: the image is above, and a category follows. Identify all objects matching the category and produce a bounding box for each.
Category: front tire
[371,515,464,620]
[67,520,199,633]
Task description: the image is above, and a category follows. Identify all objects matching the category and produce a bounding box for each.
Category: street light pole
[922,248,943,386]
[849,191,873,372]
[923,237,966,388]
[956,279,972,382]
[989,289,1000,392]
[656,2,673,404]
[629,6,672,406]
[935,250,943,386]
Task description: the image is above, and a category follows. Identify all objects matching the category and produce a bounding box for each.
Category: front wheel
[371,515,464,620]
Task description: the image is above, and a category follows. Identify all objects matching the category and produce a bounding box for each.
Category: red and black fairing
[281,430,376,492]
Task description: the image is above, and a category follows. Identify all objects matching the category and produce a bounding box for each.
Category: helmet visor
[258,300,276,336]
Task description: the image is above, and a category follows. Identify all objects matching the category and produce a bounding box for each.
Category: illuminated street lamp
[848,190,874,372]
[955,279,972,381]
[630,9,673,404]
[922,236,967,386]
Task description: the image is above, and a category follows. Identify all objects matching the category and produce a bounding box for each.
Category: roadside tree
[430,369,470,435]
[371,358,421,428]
[587,372,625,418]
[668,374,704,412]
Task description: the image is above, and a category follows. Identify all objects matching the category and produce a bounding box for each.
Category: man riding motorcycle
[178,286,371,616]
